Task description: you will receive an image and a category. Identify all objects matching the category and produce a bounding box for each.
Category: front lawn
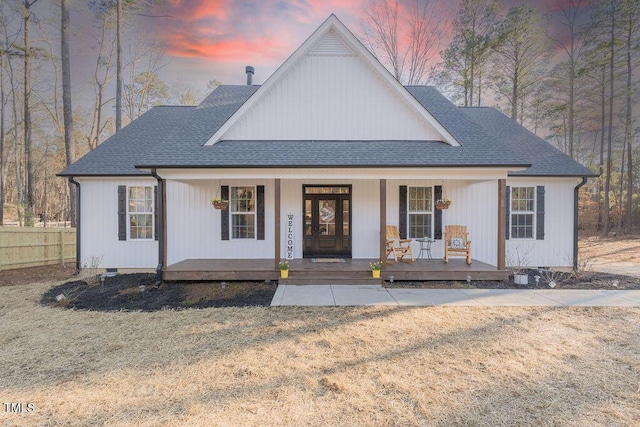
[1,279,639,426]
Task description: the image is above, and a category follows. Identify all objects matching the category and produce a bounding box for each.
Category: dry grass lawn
[2,280,640,426]
[580,234,640,264]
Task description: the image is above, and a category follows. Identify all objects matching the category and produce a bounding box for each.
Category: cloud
[153,0,369,64]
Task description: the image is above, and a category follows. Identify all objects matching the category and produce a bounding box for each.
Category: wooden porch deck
[163,258,509,283]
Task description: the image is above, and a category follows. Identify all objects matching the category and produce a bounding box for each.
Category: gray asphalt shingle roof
[59,84,592,177]
[461,107,596,177]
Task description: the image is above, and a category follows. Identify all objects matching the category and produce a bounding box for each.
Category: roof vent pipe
[245,66,254,85]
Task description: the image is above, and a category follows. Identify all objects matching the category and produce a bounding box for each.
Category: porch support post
[274,178,281,270]
[497,178,506,270]
[380,179,387,266]
[150,168,166,285]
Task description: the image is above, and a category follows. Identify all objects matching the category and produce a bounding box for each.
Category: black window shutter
[154,185,159,241]
[118,185,127,241]
[221,186,229,240]
[536,186,545,240]
[505,186,510,240]
[256,185,265,240]
[434,185,443,240]
[399,186,407,239]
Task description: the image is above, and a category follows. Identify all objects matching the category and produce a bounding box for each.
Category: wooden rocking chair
[385,225,415,263]
[443,225,472,265]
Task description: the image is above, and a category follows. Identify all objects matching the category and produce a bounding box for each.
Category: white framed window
[511,187,535,239]
[230,186,255,239]
[408,186,433,238]
[128,186,154,240]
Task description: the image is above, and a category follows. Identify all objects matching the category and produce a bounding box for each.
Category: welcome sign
[286,214,294,260]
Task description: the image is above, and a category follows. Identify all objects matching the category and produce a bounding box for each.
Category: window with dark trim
[510,187,535,239]
[230,186,255,239]
[128,186,154,240]
[408,186,433,238]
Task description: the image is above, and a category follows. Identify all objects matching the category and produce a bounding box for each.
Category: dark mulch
[41,273,278,312]
[386,269,640,290]
[38,268,640,312]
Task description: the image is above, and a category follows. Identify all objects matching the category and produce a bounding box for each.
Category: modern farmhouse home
[59,15,595,283]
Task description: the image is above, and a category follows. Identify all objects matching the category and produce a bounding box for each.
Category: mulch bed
[387,269,640,290]
[41,273,278,312]
[31,268,640,312]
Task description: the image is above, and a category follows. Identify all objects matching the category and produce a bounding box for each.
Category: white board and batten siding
[221,29,442,142]
[506,177,579,268]
[79,176,579,269]
[386,179,499,266]
[78,177,158,270]
[166,179,274,265]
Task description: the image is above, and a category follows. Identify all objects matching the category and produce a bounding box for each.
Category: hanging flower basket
[435,199,452,210]
[211,199,229,210]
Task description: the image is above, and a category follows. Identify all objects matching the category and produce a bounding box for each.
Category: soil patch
[0,264,76,286]
[387,269,640,290]
[41,273,277,311]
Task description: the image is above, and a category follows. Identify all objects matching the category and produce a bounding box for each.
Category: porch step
[279,277,383,285]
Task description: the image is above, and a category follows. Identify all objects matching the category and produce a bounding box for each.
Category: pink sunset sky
[59,0,588,103]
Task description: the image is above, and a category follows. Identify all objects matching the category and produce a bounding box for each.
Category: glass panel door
[303,185,351,257]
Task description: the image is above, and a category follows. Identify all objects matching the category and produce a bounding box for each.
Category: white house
[59,15,595,283]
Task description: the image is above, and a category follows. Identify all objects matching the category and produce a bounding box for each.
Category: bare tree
[23,0,39,226]
[620,0,639,232]
[1,5,24,225]
[122,38,167,122]
[61,0,76,226]
[492,5,552,121]
[0,51,5,225]
[546,0,587,160]
[115,0,122,131]
[603,0,618,236]
[360,0,448,84]
[439,0,502,106]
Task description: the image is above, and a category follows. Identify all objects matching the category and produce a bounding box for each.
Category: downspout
[150,168,164,285]
[573,177,588,271]
[68,177,81,274]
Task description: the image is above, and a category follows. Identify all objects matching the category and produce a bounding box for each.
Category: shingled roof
[462,107,596,177]
[59,84,593,177]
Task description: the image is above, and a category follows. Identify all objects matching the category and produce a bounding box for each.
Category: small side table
[416,238,434,260]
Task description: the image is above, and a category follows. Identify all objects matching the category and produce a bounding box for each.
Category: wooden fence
[0,227,76,271]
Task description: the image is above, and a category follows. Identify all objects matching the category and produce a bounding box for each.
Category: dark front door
[303,186,351,257]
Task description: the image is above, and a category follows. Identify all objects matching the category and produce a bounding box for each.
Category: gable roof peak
[204,14,459,147]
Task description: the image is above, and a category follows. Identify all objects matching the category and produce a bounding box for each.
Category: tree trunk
[116,0,123,131]
[597,66,605,232]
[603,3,615,236]
[624,12,633,232]
[511,68,518,120]
[617,147,625,234]
[568,58,574,159]
[0,56,4,225]
[24,0,35,226]
[61,0,77,227]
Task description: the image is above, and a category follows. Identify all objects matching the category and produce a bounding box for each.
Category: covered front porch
[154,168,511,282]
[163,258,509,283]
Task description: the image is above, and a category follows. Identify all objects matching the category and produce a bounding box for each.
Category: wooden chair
[443,225,472,265]
[385,225,415,263]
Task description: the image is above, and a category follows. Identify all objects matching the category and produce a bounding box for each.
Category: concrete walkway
[271,284,640,307]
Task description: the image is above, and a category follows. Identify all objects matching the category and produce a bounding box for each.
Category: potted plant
[279,260,290,278]
[512,268,529,285]
[435,199,452,210]
[370,261,382,278]
[507,246,532,285]
[211,198,229,210]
